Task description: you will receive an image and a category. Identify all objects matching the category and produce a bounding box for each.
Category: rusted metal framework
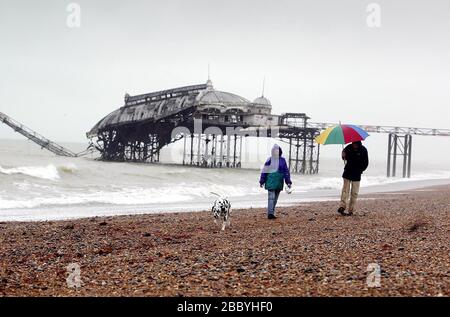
[387,133,412,178]
[94,115,189,163]
[88,83,207,163]
[0,111,78,157]
[87,81,320,174]
[87,82,450,177]
[182,132,243,168]
[277,113,321,174]
[3,81,448,179]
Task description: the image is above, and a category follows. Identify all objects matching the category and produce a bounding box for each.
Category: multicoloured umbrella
[315,124,369,145]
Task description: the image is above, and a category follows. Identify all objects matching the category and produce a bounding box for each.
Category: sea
[1,138,450,222]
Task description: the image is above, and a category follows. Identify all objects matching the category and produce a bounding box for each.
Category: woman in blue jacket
[259,144,292,219]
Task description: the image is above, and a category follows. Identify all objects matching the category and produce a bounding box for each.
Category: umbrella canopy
[315,124,369,145]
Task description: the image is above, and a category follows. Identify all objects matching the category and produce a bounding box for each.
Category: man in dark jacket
[338,141,369,216]
[259,144,292,219]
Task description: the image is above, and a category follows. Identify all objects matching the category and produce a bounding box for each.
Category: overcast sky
[1,0,450,163]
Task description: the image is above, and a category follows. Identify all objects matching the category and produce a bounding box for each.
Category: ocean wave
[0,183,262,210]
[1,162,450,210]
[57,163,78,174]
[0,163,80,181]
[0,189,191,210]
[0,164,60,181]
[297,170,450,191]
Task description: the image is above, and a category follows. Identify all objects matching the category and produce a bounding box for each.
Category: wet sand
[0,185,449,296]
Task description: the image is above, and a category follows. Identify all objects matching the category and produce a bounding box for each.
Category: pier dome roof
[198,90,250,104]
[253,96,271,106]
[87,82,255,138]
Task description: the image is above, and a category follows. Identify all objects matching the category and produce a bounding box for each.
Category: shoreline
[1,183,449,296]
[2,177,450,223]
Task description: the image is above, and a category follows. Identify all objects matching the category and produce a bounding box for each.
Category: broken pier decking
[0,112,78,157]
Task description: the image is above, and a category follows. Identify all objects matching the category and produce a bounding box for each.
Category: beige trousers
[340,178,360,212]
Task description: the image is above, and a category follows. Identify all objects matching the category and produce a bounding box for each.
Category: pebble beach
[0,185,449,297]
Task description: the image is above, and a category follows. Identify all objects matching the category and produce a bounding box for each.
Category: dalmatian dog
[211,192,231,231]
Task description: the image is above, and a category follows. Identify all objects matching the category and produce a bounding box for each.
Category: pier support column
[197,133,201,166]
[212,134,217,167]
[204,134,209,167]
[392,134,398,177]
[190,134,194,165]
[282,129,320,175]
[226,135,231,167]
[288,138,292,172]
[219,135,224,167]
[295,138,300,173]
[407,135,412,178]
[182,134,187,165]
[387,133,412,178]
[238,135,243,168]
[387,134,392,177]
[233,134,237,168]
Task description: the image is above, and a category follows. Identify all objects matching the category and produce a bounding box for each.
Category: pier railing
[305,122,450,137]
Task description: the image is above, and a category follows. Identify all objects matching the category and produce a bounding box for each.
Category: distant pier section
[87,80,450,177]
[2,81,450,178]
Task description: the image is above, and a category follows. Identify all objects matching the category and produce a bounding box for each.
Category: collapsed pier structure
[0,112,79,157]
[87,81,321,174]
[2,80,450,177]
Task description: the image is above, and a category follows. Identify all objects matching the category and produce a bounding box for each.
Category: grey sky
[1,0,450,164]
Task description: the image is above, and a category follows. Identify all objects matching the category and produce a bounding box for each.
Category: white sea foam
[1,139,450,221]
[0,164,60,181]
[2,171,449,211]
[57,162,78,174]
[0,162,80,181]
[294,170,450,191]
[0,183,263,210]
[1,151,450,213]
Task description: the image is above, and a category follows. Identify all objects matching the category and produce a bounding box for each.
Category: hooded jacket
[259,144,292,191]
